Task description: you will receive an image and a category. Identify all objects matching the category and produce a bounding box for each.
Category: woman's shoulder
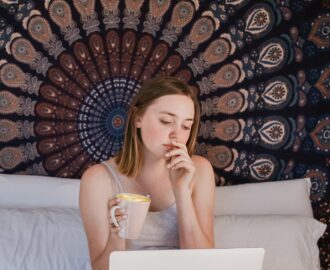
[191,155,215,185]
[80,160,115,188]
[191,155,215,193]
[81,162,106,179]
[191,154,213,171]
[81,157,122,182]
[79,162,116,210]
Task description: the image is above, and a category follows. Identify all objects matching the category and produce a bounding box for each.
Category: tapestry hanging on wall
[0,0,329,268]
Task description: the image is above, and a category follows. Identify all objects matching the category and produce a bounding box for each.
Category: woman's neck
[137,150,168,184]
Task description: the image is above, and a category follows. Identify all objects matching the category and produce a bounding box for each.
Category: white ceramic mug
[110,193,151,239]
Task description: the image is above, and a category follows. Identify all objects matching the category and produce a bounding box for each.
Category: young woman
[79,77,215,270]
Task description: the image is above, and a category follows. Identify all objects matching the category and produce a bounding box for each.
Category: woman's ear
[135,116,142,128]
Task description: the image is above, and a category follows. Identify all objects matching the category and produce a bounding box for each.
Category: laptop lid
[109,248,265,270]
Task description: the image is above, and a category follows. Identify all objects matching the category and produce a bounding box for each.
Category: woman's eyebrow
[159,111,194,121]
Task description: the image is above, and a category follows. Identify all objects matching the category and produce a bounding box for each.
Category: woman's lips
[163,144,175,151]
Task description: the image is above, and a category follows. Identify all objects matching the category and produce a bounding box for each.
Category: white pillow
[215,178,313,217]
[214,215,326,270]
[0,174,80,208]
[0,208,91,270]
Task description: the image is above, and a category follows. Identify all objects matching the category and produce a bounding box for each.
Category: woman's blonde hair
[115,76,200,177]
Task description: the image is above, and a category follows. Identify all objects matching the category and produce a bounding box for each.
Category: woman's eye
[183,126,191,130]
[160,120,171,124]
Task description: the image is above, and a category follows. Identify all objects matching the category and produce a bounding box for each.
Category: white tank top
[103,162,179,250]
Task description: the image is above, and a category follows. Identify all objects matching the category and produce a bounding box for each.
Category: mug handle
[110,205,121,227]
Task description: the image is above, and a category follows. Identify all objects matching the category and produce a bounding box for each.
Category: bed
[0,173,326,270]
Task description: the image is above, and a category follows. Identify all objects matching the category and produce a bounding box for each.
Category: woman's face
[136,94,195,158]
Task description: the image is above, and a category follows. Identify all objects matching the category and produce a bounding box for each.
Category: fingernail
[120,209,125,213]
[172,140,176,144]
[116,198,120,202]
[165,153,169,157]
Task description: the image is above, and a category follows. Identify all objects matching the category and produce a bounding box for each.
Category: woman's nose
[169,132,177,141]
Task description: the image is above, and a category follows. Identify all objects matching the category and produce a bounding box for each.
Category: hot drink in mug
[110,193,151,239]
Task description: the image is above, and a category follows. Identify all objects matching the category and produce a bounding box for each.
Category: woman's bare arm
[79,164,126,270]
[175,155,215,248]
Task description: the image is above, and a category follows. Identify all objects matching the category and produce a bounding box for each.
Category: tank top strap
[102,161,125,194]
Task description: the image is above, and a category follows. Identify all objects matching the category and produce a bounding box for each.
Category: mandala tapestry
[0,0,329,268]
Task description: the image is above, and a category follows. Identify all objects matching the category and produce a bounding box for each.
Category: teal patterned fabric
[0,0,329,268]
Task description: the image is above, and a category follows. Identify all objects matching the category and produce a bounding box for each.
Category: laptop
[109,248,265,270]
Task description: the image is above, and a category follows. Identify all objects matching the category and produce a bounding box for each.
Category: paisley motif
[0,63,26,88]
[257,39,288,72]
[261,76,292,109]
[216,91,245,115]
[206,145,234,169]
[27,16,52,44]
[190,17,214,45]
[73,0,95,17]
[49,0,73,28]
[257,116,290,149]
[149,0,170,18]
[0,147,23,170]
[213,119,241,141]
[0,91,19,114]
[10,37,38,64]
[213,63,241,88]
[249,155,278,180]
[244,3,274,38]
[170,1,195,28]
[203,38,231,65]
[0,119,19,142]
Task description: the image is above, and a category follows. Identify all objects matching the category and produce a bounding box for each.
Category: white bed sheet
[0,174,80,208]
[0,208,91,270]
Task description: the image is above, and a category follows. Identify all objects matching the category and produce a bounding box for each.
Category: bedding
[214,215,326,270]
[0,174,326,270]
[214,178,313,217]
[0,208,91,270]
[0,174,80,208]
[0,207,325,270]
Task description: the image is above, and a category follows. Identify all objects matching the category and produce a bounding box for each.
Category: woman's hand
[108,198,127,240]
[165,140,196,196]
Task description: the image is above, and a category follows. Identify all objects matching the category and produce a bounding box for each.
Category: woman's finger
[108,197,120,208]
[167,156,192,168]
[170,140,188,150]
[165,148,188,158]
[172,161,195,171]
[114,214,128,222]
[108,209,126,220]
[109,225,123,235]
[109,213,128,226]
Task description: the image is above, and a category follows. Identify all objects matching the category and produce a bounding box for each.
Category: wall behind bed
[0,0,329,268]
